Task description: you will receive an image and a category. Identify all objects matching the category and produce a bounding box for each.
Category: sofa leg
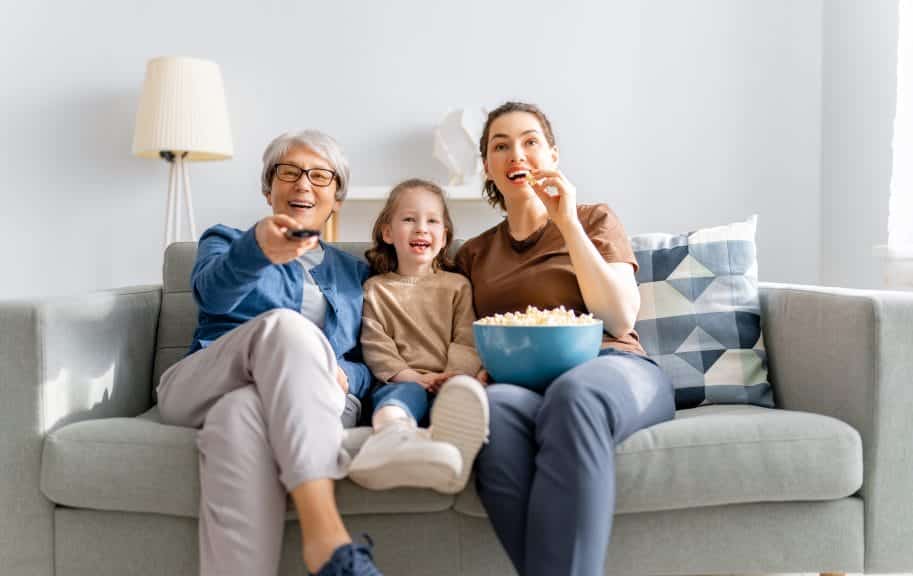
[820,572,845,576]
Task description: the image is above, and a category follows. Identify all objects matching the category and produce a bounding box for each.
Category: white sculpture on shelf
[433,107,487,186]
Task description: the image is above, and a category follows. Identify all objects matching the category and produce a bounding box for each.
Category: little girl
[349,178,488,494]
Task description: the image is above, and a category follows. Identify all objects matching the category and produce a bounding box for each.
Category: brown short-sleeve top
[455,203,645,355]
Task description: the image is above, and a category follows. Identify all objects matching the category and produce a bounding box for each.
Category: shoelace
[334,534,377,575]
[311,534,377,576]
[353,534,379,575]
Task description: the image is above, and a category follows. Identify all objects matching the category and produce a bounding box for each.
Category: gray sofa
[2,240,913,576]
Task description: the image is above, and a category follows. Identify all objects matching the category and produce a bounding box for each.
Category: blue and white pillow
[631,215,772,409]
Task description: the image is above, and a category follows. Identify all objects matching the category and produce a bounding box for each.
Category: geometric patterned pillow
[630,215,773,410]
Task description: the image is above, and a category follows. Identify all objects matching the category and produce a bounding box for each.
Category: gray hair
[260,130,351,201]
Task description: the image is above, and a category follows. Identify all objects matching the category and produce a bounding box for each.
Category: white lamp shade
[133,56,233,161]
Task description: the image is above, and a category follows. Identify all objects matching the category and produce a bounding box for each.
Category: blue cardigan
[188,224,373,398]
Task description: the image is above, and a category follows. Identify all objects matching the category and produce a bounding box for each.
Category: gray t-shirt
[297,246,328,328]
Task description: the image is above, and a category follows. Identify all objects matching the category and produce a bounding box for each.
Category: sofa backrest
[152,241,375,389]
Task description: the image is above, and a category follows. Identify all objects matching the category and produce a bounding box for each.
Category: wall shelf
[324,184,487,240]
[346,185,484,201]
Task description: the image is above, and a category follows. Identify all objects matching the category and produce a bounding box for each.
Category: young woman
[456,102,676,576]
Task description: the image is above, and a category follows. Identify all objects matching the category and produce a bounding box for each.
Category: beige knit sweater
[361,270,481,382]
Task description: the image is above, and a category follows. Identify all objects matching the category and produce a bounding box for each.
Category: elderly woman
[456,102,676,576]
[156,131,382,576]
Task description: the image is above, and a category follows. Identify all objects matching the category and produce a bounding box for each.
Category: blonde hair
[365,179,455,274]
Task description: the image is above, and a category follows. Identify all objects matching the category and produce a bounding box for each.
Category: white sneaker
[430,375,490,494]
[342,426,373,457]
[347,420,462,492]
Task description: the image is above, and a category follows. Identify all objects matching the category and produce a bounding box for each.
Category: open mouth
[507,170,530,182]
[409,239,431,251]
[288,200,315,210]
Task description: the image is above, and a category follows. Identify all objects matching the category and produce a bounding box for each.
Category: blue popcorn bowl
[473,321,604,391]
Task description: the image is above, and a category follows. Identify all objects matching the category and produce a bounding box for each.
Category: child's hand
[414,372,441,391]
[475,368,490,386]
[427,371,458,393]
[416,371,451,392]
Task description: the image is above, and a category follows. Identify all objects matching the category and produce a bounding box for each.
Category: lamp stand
[324,212,339,242]
[161,151,198,247]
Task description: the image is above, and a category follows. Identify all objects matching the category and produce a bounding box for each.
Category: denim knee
[371,381,431,423]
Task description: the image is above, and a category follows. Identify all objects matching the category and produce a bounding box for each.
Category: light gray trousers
[157,309,350,576]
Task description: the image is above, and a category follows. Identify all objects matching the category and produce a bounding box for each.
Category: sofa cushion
[455,404,861,517]
[42,405,861,519]
[631,216,772,409]
[40,407,454,518]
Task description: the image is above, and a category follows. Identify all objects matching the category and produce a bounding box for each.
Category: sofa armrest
[0,285,162,576]
[760,282,913,572]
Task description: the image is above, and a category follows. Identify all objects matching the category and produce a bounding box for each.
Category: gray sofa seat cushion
[41,404,861,519]
[455,404,862,517]
[40,408,453,518]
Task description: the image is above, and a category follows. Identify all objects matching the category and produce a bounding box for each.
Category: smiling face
[483,110,559,207]
[266,145,341,229]
[381,186,448,276]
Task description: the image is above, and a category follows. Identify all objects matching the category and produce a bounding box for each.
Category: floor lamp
[132,56,233,248]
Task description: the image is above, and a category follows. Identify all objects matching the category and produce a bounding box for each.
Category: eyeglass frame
[272,163,338,187]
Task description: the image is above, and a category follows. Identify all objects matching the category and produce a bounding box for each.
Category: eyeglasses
[274,164,337,187]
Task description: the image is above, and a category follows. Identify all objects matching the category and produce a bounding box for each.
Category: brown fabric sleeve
[585,203,639,272]
[454,244,472,278]
[360,283,410,382]
[445,277,481,375]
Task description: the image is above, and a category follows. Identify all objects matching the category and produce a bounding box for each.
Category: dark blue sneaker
[311,535,383,576]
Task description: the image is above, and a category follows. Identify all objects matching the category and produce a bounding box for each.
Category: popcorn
[475,305,598,326]
[526,172,559,197]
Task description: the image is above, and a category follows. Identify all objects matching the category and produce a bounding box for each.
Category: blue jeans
[474,348,676,576]
[371,381,433,424]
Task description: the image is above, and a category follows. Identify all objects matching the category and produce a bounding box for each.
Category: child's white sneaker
[430,375,490,494]
[347,419,462,492]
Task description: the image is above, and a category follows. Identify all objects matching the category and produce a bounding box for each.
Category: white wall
[820,0,899,289]
[633,0,822,285]
[0,0,860,300]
